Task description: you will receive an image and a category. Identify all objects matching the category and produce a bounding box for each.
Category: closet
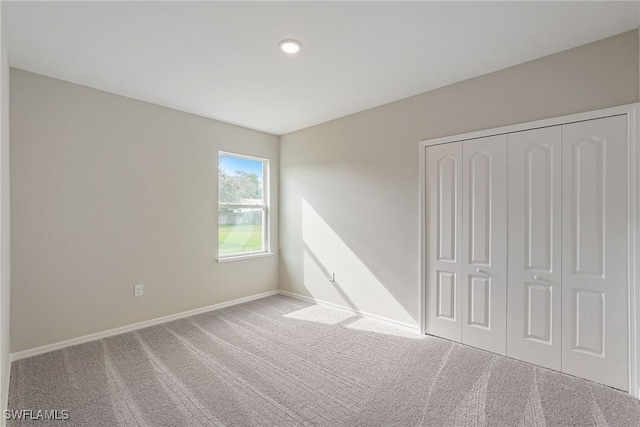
[421,105,638,395]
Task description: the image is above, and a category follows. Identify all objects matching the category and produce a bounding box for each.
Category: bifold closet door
[506,126,562,370]
[426,142,463,342]
[562,115,628,391]
[461,135,507,355]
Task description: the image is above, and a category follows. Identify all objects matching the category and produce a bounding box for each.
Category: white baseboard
[278,290,420,334]
[10,290,279,362]
[10,289,421,362]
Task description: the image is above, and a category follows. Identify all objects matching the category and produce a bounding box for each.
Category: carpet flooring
[8,295,640,426]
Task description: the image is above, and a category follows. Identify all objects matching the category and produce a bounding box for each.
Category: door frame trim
[418,103,640,398]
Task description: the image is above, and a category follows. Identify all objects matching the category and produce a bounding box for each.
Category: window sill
[217,252,275,263]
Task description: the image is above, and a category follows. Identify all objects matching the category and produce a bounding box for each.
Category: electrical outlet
[134,284,144,297]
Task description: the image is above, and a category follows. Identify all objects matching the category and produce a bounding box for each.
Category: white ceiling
[5,1,640,135]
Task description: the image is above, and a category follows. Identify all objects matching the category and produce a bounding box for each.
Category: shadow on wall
[301,199,415,327]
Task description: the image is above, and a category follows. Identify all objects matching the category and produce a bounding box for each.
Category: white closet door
[562,115,628,391]
[462,135,508,355]
[426,142,463,342]
[506,126,562,370]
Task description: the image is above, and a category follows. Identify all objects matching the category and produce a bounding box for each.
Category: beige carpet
[8,295,640,426]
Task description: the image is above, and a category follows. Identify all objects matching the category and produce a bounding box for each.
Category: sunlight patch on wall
[302,199,414,326]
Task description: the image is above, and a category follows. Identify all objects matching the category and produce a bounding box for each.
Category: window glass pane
[219,155,263,204]
[218,154,267,257]
[219,208,263,256]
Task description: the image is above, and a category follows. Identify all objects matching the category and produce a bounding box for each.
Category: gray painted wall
[10,70,279,352]
[0,1,10,414]
[279,30,640,327]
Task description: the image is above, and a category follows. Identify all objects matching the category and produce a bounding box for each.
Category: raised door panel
[562,115,628,391]
[462,135,508,355]
[506,126,562,370]
[426,142,463,342]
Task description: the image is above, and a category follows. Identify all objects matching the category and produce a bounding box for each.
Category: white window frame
[217,151,271,262]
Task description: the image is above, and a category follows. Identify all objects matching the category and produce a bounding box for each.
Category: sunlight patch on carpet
[346,317,424,339]
[283,304,355,325]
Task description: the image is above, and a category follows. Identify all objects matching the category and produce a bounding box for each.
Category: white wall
[280,30,640,327]
[0,0,9,416]
[10,70,279,352]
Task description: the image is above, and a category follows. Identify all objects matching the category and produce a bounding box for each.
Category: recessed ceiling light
[279,39,301,55]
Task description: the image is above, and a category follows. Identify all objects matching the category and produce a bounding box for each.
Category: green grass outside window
[219,224,263,256]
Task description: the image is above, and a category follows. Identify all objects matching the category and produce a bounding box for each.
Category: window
[218,152,269,260]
